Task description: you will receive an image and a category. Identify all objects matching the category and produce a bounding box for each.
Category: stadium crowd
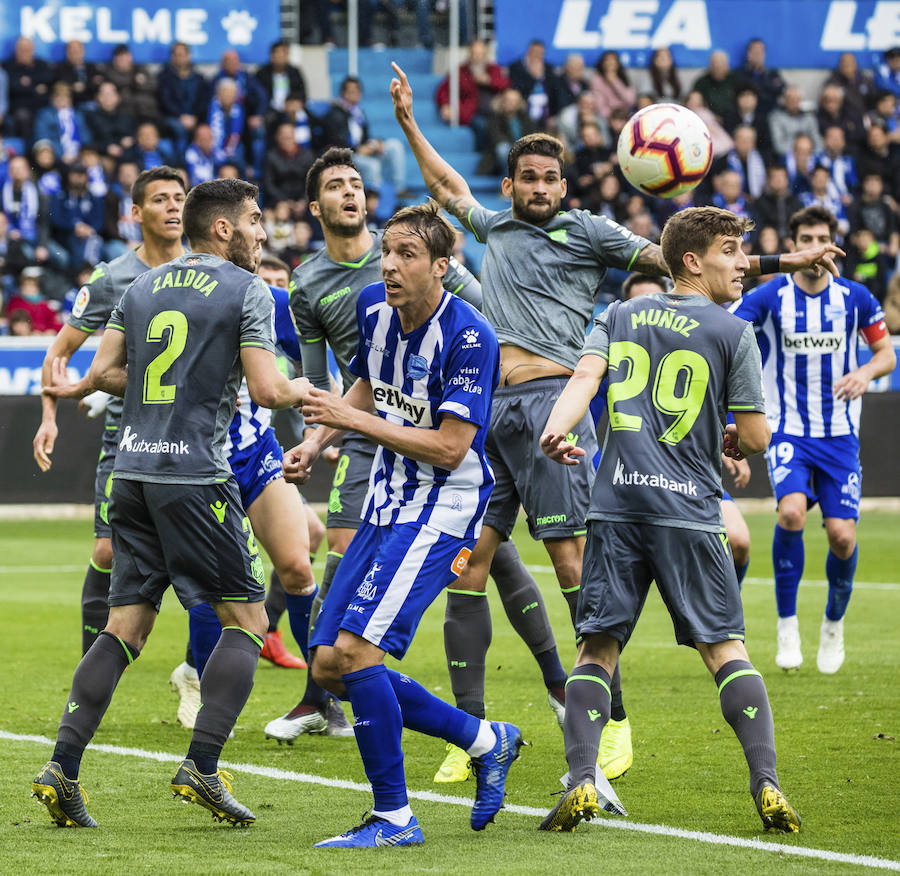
[2,33,900,335]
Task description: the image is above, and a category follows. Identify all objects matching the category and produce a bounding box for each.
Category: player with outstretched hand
[536,207,800,835]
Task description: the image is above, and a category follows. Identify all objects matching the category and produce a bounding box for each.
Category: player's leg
[721,494,751,587]
[32,478,162,828]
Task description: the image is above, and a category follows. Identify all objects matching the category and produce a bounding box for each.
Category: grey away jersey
[67,248,152,429]
[290,229,481,392]
[585,293,765,531]
[107,253,275,484]
[463,207,652,370]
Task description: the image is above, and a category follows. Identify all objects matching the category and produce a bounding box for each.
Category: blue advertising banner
[495,0,900,68]
[0,0,280,64]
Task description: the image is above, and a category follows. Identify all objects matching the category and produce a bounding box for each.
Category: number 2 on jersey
[607,341,709,445]
[143,310,188,404]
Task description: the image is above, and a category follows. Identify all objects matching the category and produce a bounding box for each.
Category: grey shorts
[483,376,598,540]
[578,520,745,649]
[108,478,266,611]
[326,431,375,530]
[93,430,118,540]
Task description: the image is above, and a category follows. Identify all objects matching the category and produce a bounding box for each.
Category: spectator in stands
[874,46,900,98]
[104,160,142,251]
[54,40,94,106]
[436,38,510,149]
[848,171,899,259]
[208,79,247,170]
[509,40,560,124]
[323,76,407,193]
[217,161,241,179]
[6,267,62,334]
[882,272,900,333]
[814,126,858,201]
[86,81,135,160]
[736,38,784,115]
[591,172,627,222]
[692,50,737,122]
[685,90,733,157]
[480,88,538,175]
[0,66,8,135]
[549,53,591,117]
[719,124,766,199]
[7,308,34,336]
[184,123,224,186]
[845,227,890,301]
[213,49,268,177]
[817,82,865,157]
[3,37,53,141]
[274,91,316,151]
[770,85,822,158]
[32,83,91,164]
[570,120,613,207]
[712,168,751,218]
[785,132,815,194]
[858,122,900,198]
[157,42,210,154]
[264,199,295,254]
[752,164,802,246]
[558,90,610,151]
[280,215,314,269]
[49,164,105,268]
[299,0,337,46]
[32,140,62,196]
[256,40,307,117]
[590,50,635,120]
[866,90,900,142]
[647,47,682,102]
[95,44,159,124]
[79,146,108,198]
[825,52,874,117]
[2,155,52,267]
[123,121,175,171]
[800,164,849,237]
[264,122,314,212]
[724,84,773,162]
[359,0,436,49]
[0,210,30,282]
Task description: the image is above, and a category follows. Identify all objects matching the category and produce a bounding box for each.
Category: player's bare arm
[241,346,311,410]
[33,324,94,471]
[745,243,845,278]
[390,62,480,226]
[723,454,752,489]
[88,327,129,397]
[630,243,671,277]
[540,353,609,464]
[833,334,897,401]
[726,412,770,459]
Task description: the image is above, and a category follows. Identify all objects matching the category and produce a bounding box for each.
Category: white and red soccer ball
[617,104,713,198]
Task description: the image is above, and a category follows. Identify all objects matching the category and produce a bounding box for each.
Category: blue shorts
[229,428,284,509]
[721,489,733,503]
[309,520,474,660]
[765,433,861,520]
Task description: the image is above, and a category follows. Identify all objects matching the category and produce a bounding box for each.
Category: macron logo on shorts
[370,378,432,426]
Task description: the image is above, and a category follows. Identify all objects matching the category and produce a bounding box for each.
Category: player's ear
[309,199,321,220]
[786,238,796,252]
[213,216,232,241]
[682,251,702,276]
[433,256,449,279]
[559,175,568,197]
[501,176,513,198]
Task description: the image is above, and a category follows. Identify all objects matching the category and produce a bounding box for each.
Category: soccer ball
[617,104,712,198]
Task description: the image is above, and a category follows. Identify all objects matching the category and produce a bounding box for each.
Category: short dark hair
[383,199,455,263]
[131,165,186,207]
[340,75,362,95]
[660,206,754,280]
[789,205,838,242]
[259,254,291,279]
[507,132,565,177]
[623,273,669,299]
[182,178,259,246]
[305,146,359,203]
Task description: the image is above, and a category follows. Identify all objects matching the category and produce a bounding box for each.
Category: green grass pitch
[1,511,898,874]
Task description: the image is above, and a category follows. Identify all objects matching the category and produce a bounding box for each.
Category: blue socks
[188,603,222,677]
[772,525,804,617]
[825,546,857,621]
[342,664,407,812]
[285,588,318,661]
[386,668,481,750]
[734,560,749,588]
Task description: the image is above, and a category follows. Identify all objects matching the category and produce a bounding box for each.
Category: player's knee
[550,553,581,591]
[311,651,342,693]
[729,528,751,566]
[92,538,113,571]
[778,504,806,531]
[306,511,325,554]
[827,526,856,558]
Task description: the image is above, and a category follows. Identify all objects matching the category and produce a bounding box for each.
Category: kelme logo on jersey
[370,378,432,426]
[783,331,845,353]
[118,424,190,456]
[612,458,697,496]
[406,353,430,380]
[462,328,481,348]
[72,286,90,318]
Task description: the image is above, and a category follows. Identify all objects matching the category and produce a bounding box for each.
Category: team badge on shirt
[406,353,429,380]
[72,286,90,318]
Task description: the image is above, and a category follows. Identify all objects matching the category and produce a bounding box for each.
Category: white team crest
[220,10,258,45]
[825,304,846,322]
[356,562,381,600]
[72,286,90,318]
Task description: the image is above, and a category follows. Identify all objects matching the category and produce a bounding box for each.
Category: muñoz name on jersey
[348,282,499,540]
[731,275,887,439]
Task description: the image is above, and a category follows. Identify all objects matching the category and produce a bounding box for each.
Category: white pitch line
[3,730,898,872]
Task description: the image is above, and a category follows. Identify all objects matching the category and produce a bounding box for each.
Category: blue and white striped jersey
[225,285,302,457]
[731,274,886,439]
[349,282,500,540]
